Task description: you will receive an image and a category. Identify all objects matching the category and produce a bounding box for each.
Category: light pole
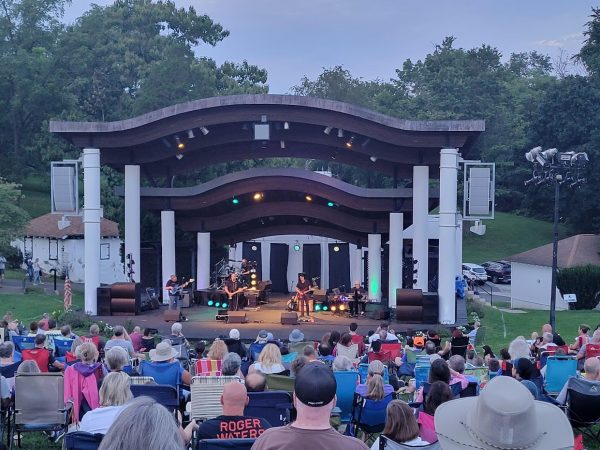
[525,147,589,330]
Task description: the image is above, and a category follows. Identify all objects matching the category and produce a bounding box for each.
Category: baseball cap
[294,363,337,407]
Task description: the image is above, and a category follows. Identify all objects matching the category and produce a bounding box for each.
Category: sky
[63,1,595,93]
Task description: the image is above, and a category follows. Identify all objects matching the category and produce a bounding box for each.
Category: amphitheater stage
[95,294,466,342]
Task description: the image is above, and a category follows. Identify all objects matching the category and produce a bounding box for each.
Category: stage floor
[95,294,463,342]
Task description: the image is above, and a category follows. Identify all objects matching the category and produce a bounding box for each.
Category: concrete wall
[511,262,568,311]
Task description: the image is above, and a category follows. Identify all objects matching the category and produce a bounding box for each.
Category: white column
[439,148,459,324]
[355,247,363,284]
[83,148,101,315]
[388,213,403,308]
[196,232,210,289]
[349,244,361,285]
[413,166,429,291]
[321,243,329,290]
[262,242,271,281]
[124,165,140,283]
[287,244,303,292]
[456,213,463,277]
[368,234,382,301]
[161,210,176,303]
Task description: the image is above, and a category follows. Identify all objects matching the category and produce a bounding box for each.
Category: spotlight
[327,201,335,207]
[315,303,322,312]
[293,244,301,251]
[174,135,185,150]
[370,156,378,163]
[331,305,337,312]
[232,198,239,205]
[322,305,329,311]
[251,273,257,279]
[253,192,264,201]
[305,195,313,202]
[200,126,209,136]
[283,121,290,130]
[175,152,184,160]
[345,136,355,149]
[333,245,340,252]
[525,146,541,163]
[337,128,344,138]
[215,301,221,307]
[251,280,257,286]
[187,129,195,139]
[251,245,258,251]
[280,140,285,149]
[339,304,346,311]
[324,126,333,135]
[207,300,214,306]
[221,302,228,309]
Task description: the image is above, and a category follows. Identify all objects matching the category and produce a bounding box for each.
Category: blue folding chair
[351,393,394,443]
[64,431,103,450]
[334,371,360,423]
[280,351,297,367]
[130,384,179,412]
[358,363,389,384]
[11,336,35,353]
[54,337,74,357]
[249,343,266,362]
[197,439,255,450]
[545,356,577,395]
[245,391,293,426]
[139,360,181,387]
[414,365,430,389]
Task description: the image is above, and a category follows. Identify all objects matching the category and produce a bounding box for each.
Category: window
[49,239,59,260]
[100,243,110,260]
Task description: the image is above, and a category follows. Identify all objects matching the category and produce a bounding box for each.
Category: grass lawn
[463,211,569,264]
[0,290,84,322]
[19,174,51,219]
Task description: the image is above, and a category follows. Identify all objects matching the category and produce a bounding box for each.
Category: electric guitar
[227,286,249,299]
[294,287,314,302]
[167,278,195,296]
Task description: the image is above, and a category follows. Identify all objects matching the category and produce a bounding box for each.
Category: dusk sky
[64,1,595,93]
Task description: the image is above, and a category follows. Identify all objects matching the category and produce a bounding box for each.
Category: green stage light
[222,302,228,309]
[293,244,301,251]
[232,198,239,205]
[315,304,322,311]
[207,300,214,306]
[322,305,329,311]
[327,201,335,207]
[215,301,221,307]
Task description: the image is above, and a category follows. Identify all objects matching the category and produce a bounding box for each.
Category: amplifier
[163,308,180,322]
[228,311,247,324]
[422,292,439,323]
[181,292,191,308]
[280,312,298,325]
[97,287,112,316]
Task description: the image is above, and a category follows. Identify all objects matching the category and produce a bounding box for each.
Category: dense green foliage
[557,264,600,310]
[0,179,29,247]
[0,2,599,238]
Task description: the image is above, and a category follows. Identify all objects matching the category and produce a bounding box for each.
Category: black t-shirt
[225,279,239,294]
[352,288,364,301]
[296,279,310,292]
[196,415,271,440]
[166,279,180,295]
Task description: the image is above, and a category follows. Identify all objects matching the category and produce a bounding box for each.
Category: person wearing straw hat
[435,375,574,450]
[142,341,192,386]
[288,329,304,344]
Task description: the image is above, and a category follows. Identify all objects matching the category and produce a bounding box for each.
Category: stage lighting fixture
[331,305,337,312]
[251,280,257,286]
[315,303,322,312]
[322,305,329,311]
[333,245,340,252]
[370,156,378,163]
[187,129,195,139]
[283,121,290,130]
[251,245,258,251]
[175,152,184,160]
[345,136,355,149]
[174,135,185,150]
[232,197,239,205]
[251,273,257,279]
[337,128,344,138]
[253,192,264,201]
[221,302,228,309]
[327,201,335,207]
[339,304,346,311]
[305,195,313,202]
[200,126,209,136]
[280,140,285,149]
[207,300,214,306]
[215,301,221,307]
[293,243,301,251]
[323,126,333,135]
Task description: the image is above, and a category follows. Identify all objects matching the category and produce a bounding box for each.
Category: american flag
[64,276,72,311]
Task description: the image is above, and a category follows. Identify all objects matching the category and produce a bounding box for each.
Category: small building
[508,234,600,310]
[14,213,126,284]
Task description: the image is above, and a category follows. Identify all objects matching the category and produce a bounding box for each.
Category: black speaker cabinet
[365,302,390,320]
[228,311,248,324]
[97,287,112,316]
[280,312,298,325]
[422,292,439,323]
[395,289,424,323]
[163,308,180,322]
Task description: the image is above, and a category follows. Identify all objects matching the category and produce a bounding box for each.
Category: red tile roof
[509,234,600,269]
[25,213,119,238]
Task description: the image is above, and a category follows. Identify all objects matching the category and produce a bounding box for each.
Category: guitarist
[224,272,246,311]
[295,272,312,318]
[165,274,193,321]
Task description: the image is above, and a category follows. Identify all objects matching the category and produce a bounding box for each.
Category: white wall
[511,262,568,311]
[14,237,126,285]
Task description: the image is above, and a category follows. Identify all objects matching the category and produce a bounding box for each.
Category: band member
[295,273,312,318]
[239,258,251,284]
[224,272,245,311]
[165,274,181,309]
[350,281,366,317]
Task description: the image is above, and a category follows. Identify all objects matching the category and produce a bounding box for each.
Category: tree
[577,8,600,77]
[0,179,29,246]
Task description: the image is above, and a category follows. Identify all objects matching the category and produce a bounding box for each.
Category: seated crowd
[1,312,597,449]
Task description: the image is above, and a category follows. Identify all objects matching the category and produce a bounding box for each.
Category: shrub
[557,264,600,310]
[0,244,23,269]
[466,297,486,319]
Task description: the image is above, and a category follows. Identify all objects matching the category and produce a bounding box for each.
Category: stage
[95,294,467,342]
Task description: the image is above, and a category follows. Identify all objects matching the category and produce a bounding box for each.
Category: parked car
[481,261,511,284]
[462,263,488,285]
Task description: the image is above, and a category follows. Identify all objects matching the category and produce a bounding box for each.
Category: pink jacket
[63,363,103,423]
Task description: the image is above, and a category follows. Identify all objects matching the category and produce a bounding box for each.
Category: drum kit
[210,258,258,290]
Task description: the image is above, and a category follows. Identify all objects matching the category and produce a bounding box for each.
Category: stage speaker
[280,312,298,325]
[181,292,191,308]
[365,302,390,320]
[422,292,439,323]
[97,287,112,316]
[228,311,247,324]
[245,291,259,307]
[163,308,180,322]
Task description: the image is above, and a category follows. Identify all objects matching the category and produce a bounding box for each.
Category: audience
[418,380,452,443]
[576,329,600,363]
[129,326,143,352]
[288,329,305,345]
[290,356,309,377]
[64,342,104,423]
[508,336,531,361]
[77,371,132,434]
[83,323,106,355]
[251,363,369,449]
[141,341,192,386]
[356,360,393,400]
[556,357,600,405]
[333,333,359,359]
[302,345,318,362]
[245,372,267,392]
[104,346,129,373]
[140,328,156,352]
[196,381,271,439]
[222,352,244,378]
[0,341,21,381]
[332,355,353,371]
[250,343,286,375]
[104,325,136,358]
[207,338,229,361]
[22,333,64,372]
[368,322,399,344]
[27,321,39,337]
[370,400,430,449]
[168,322,190,347]
[348,322,366,355]
[226,328,248,359]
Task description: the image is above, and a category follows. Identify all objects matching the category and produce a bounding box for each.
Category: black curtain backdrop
[302,244,321,285]
[270,243,289,293]
[328,243,350,293]
[242,242,262,279]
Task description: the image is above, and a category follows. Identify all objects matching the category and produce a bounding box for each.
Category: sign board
[463,162,495,220]
[563,294,577,303]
